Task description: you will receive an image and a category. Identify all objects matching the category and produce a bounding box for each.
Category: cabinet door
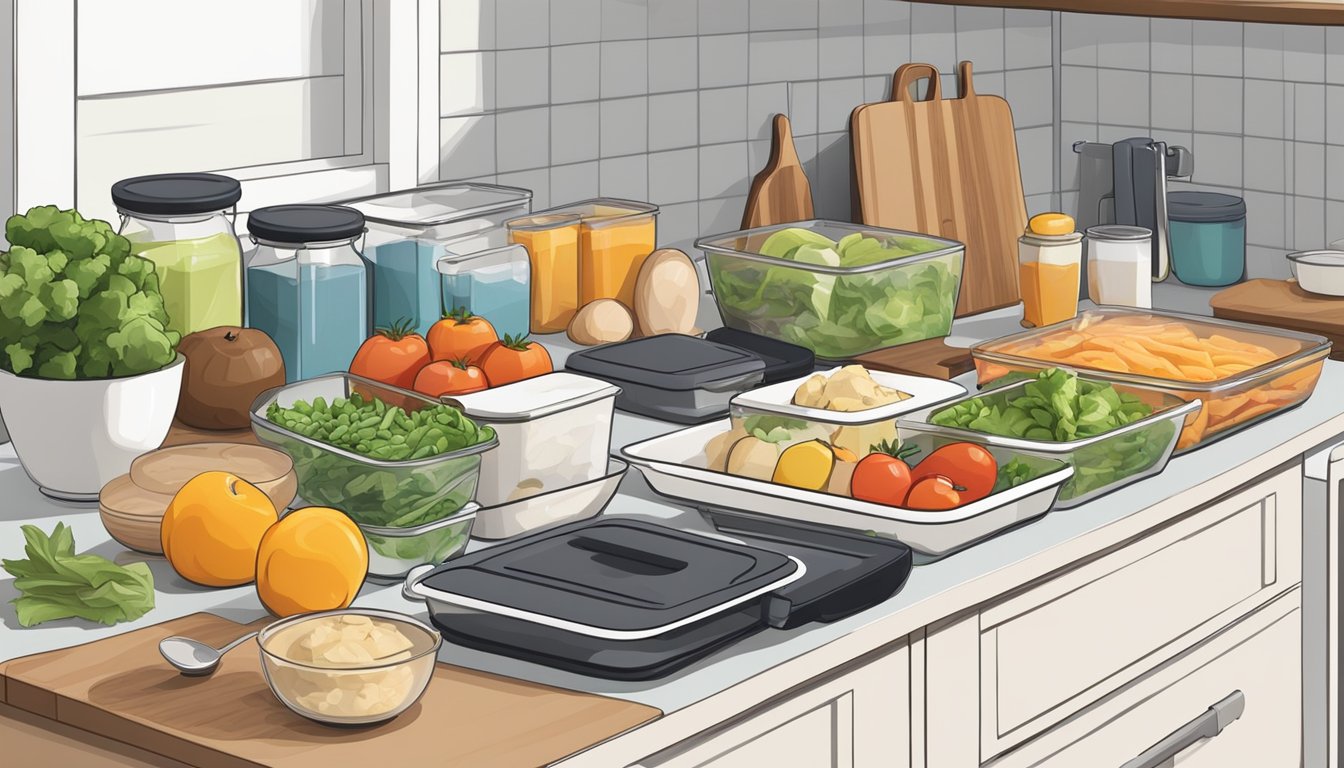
[631,649,909,768]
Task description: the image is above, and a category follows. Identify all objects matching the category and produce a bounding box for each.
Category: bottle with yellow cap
[1019,213,1084,328]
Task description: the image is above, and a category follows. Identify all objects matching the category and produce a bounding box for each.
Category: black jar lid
[1168,191,1247,223]
[246,205,366,244]
[111,173,242,216]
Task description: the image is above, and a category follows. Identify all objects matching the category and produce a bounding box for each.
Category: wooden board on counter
[0,613,662,768]
[1210,279,1344,360]
[853,337,975,380]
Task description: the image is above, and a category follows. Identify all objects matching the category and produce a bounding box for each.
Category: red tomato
[912,443,997,503]
[478,334,553,387]
[849,441,920,507]
[427,309,498,364]
[349,319,432,390]
[413,359,490,397]
[904,475,962,511]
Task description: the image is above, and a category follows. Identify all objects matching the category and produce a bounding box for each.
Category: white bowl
[1288,250,1344,297]
[0,355,184,501]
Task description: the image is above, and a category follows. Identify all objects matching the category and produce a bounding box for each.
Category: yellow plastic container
[507,213,581,333]
[1018,212,1083,329]
[546,199,659,311]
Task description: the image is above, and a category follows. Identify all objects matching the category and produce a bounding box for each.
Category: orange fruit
[256,507,368,617]
[161,472,279,587]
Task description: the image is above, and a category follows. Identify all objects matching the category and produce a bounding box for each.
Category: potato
[634,249,700,337]
[727,436,779,482]
[704,426,749,472]
[567,299,634,346]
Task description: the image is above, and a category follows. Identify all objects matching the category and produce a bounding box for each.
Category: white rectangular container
[445,372,620,508]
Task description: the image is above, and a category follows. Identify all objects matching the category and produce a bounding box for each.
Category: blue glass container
[437,244,531,338]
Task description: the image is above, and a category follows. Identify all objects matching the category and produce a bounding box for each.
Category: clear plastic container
[344,183,532,336]
[250,373,497,526]
[112,173,245,336]
[507,213,582,333]
[543,198,659,310]
[1085,225,1152,309]
[1018,213,1083,328]
[696,220,965,360]
[244,205,370,383]
[436,244,531,338]
[971,307,1330,452]
[358,503,477,581]
[901,379,1201,507]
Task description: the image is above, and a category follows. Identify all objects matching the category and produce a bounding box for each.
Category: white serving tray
[622,421,1073,557]
[729,367,967,425]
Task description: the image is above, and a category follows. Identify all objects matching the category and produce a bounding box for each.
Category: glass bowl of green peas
[251,374,498,533]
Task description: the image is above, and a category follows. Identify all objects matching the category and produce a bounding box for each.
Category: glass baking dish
[251,374,497,527]
[971,307,1330,452]
[898,379,1201,507]
[696,220,964,360]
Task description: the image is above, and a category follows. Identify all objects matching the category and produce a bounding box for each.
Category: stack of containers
[344,183,532,337]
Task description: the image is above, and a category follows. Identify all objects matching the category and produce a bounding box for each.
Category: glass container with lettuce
[696,220,964,360]
[900,368,1202,507]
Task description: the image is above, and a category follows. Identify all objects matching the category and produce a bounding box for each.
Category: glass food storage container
[112,172,245,336]
[1168,191,1247,287]
[1085,225,1152,309]
[696,220,965,360]
[1018,213,1083,328]
[508,213,582,333]
[900,377,1201,507]
[245,205,370,382]
[251,373,497,528]
[543,198,659,310]
[436,244,531,338]
[357,503,477,581]
[971,307,1331,452]
[344,183,532,336]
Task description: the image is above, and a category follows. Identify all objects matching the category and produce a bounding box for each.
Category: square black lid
[565,334,766,391]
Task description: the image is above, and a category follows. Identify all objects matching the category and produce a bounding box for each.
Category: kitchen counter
[3,294,1342,766]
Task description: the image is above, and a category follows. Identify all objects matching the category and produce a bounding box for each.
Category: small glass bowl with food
[258,608,440,727]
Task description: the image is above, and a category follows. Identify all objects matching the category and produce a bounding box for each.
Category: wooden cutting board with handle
[1211,278,1344,360]
[741,114,814,229]
[0,613,661,768]
[851,60,1026,318]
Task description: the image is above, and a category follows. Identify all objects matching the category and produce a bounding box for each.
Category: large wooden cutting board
[1211,278,1344,359]
[0,613,661,768]
[851,61,1026,318]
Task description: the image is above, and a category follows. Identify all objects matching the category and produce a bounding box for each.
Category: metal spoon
[159,631,259,676]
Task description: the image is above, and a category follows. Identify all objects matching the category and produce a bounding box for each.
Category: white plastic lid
[445,372,620,422]
[346,182,532,227]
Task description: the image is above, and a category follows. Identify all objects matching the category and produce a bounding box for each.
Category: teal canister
[1167,191,1247,287]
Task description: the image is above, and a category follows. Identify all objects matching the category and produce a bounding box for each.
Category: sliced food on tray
[792,365,910,411]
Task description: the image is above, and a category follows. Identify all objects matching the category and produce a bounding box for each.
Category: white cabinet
[630,647,910,768]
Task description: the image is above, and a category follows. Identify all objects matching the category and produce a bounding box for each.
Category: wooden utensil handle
[956,60,976,98]
[890,63,943,102]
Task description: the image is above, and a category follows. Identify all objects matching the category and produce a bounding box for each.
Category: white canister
[1085,225,1153,309]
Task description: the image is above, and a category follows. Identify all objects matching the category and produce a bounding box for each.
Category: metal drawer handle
[1120,690,1245,768]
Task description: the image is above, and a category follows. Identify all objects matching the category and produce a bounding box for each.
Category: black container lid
[1168,191,1246,223]
[565,334,766,392]
[246,204,366,244]
[704,328,816,384]
[111,173,242,216]
[418,519,800,635]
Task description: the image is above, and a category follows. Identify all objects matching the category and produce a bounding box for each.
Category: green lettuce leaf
[2,523,155,627]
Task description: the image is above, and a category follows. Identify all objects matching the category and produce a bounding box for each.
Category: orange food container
[970,307,1330,452]
[507,213,581,334]
[544,198,659,311]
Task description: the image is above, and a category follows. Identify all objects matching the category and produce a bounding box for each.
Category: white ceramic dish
[472,458,627,540]
[1287,250,1344,297]
[622,421,1072,557]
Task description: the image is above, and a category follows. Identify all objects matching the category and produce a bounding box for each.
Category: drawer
[989,591,1301,768]
[925,464,1302,763]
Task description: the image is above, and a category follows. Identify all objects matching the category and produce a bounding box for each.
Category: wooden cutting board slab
[1210,279,1344,360]
[741,114,814,229]
[851,61,1026,318]
[853,337,974,380]
[0,613,661,768]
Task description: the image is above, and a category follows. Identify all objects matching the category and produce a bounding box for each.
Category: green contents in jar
[128,231,242,335]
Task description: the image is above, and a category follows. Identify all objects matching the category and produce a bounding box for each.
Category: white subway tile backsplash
[1025,193,1055,217]
[1327,145,1344,200]
[440,115,497,180]
[700,86,748,144]
[647,37,698,93]
[1095,14,1148,72]
[601,0,647,41]
[550,160,600,203]
[814,131,852,221]
[1004,9,1052,71]
[749,0,817,33]
[497,107,550,172]
[819,0,864,80]
[497,47,550,108]
[600,96,648,157]
[1017,126,1053,197]
[1243,137,1286,193]
[1293,195,1325,249]
[497,168,550,208]
[1151,73,1194,132]
[1242,24,1284,81]
[602,40,648,98]
[551,102,600,164]
[1328,200,1344,244]
[955,6,1005,74]
[699,195,748,236]
[1150,18,1192,74]
[1007,68,1053,128]
[1245,244,1289,279]
[749,30,819,83]
[648,0,697,39]
[1059,122,1097,193]
[748,138,771,176]
[649,91,698,150]
[699,0,748,35]
[1242,79,1284,138]
[1098,69,1150,127]
[1285,26,1326,84]
[550,44,599,103]
[1192,20,1242,77]
[496,0,549,49]
[699,33,748,88]
[550,0,601,45]
[747,82,790,141]
[795,133,819,185]
[1060,13,1098,68]
[443,0,495,53]
[1294,142,1325,199]
[865,76,890,103]
[910,4,956,73]
[1329,28,1344,85]
[1060,67,1097,123]
[788,81,818,135]
[1191,75,1241,134]
[1297,83,1327,143]
[1243,190,1285,247]
[864,0,910,77]
[657,201,699,250]
[699,142,750,199]
[600,153,648,199]
[648,148,700,204]
[441,52,495,116]
[817,77,865,134]
[1193,133,1243,187]
[976,71,1005,99]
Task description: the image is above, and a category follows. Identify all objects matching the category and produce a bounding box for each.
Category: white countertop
[4,294,1344,718]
